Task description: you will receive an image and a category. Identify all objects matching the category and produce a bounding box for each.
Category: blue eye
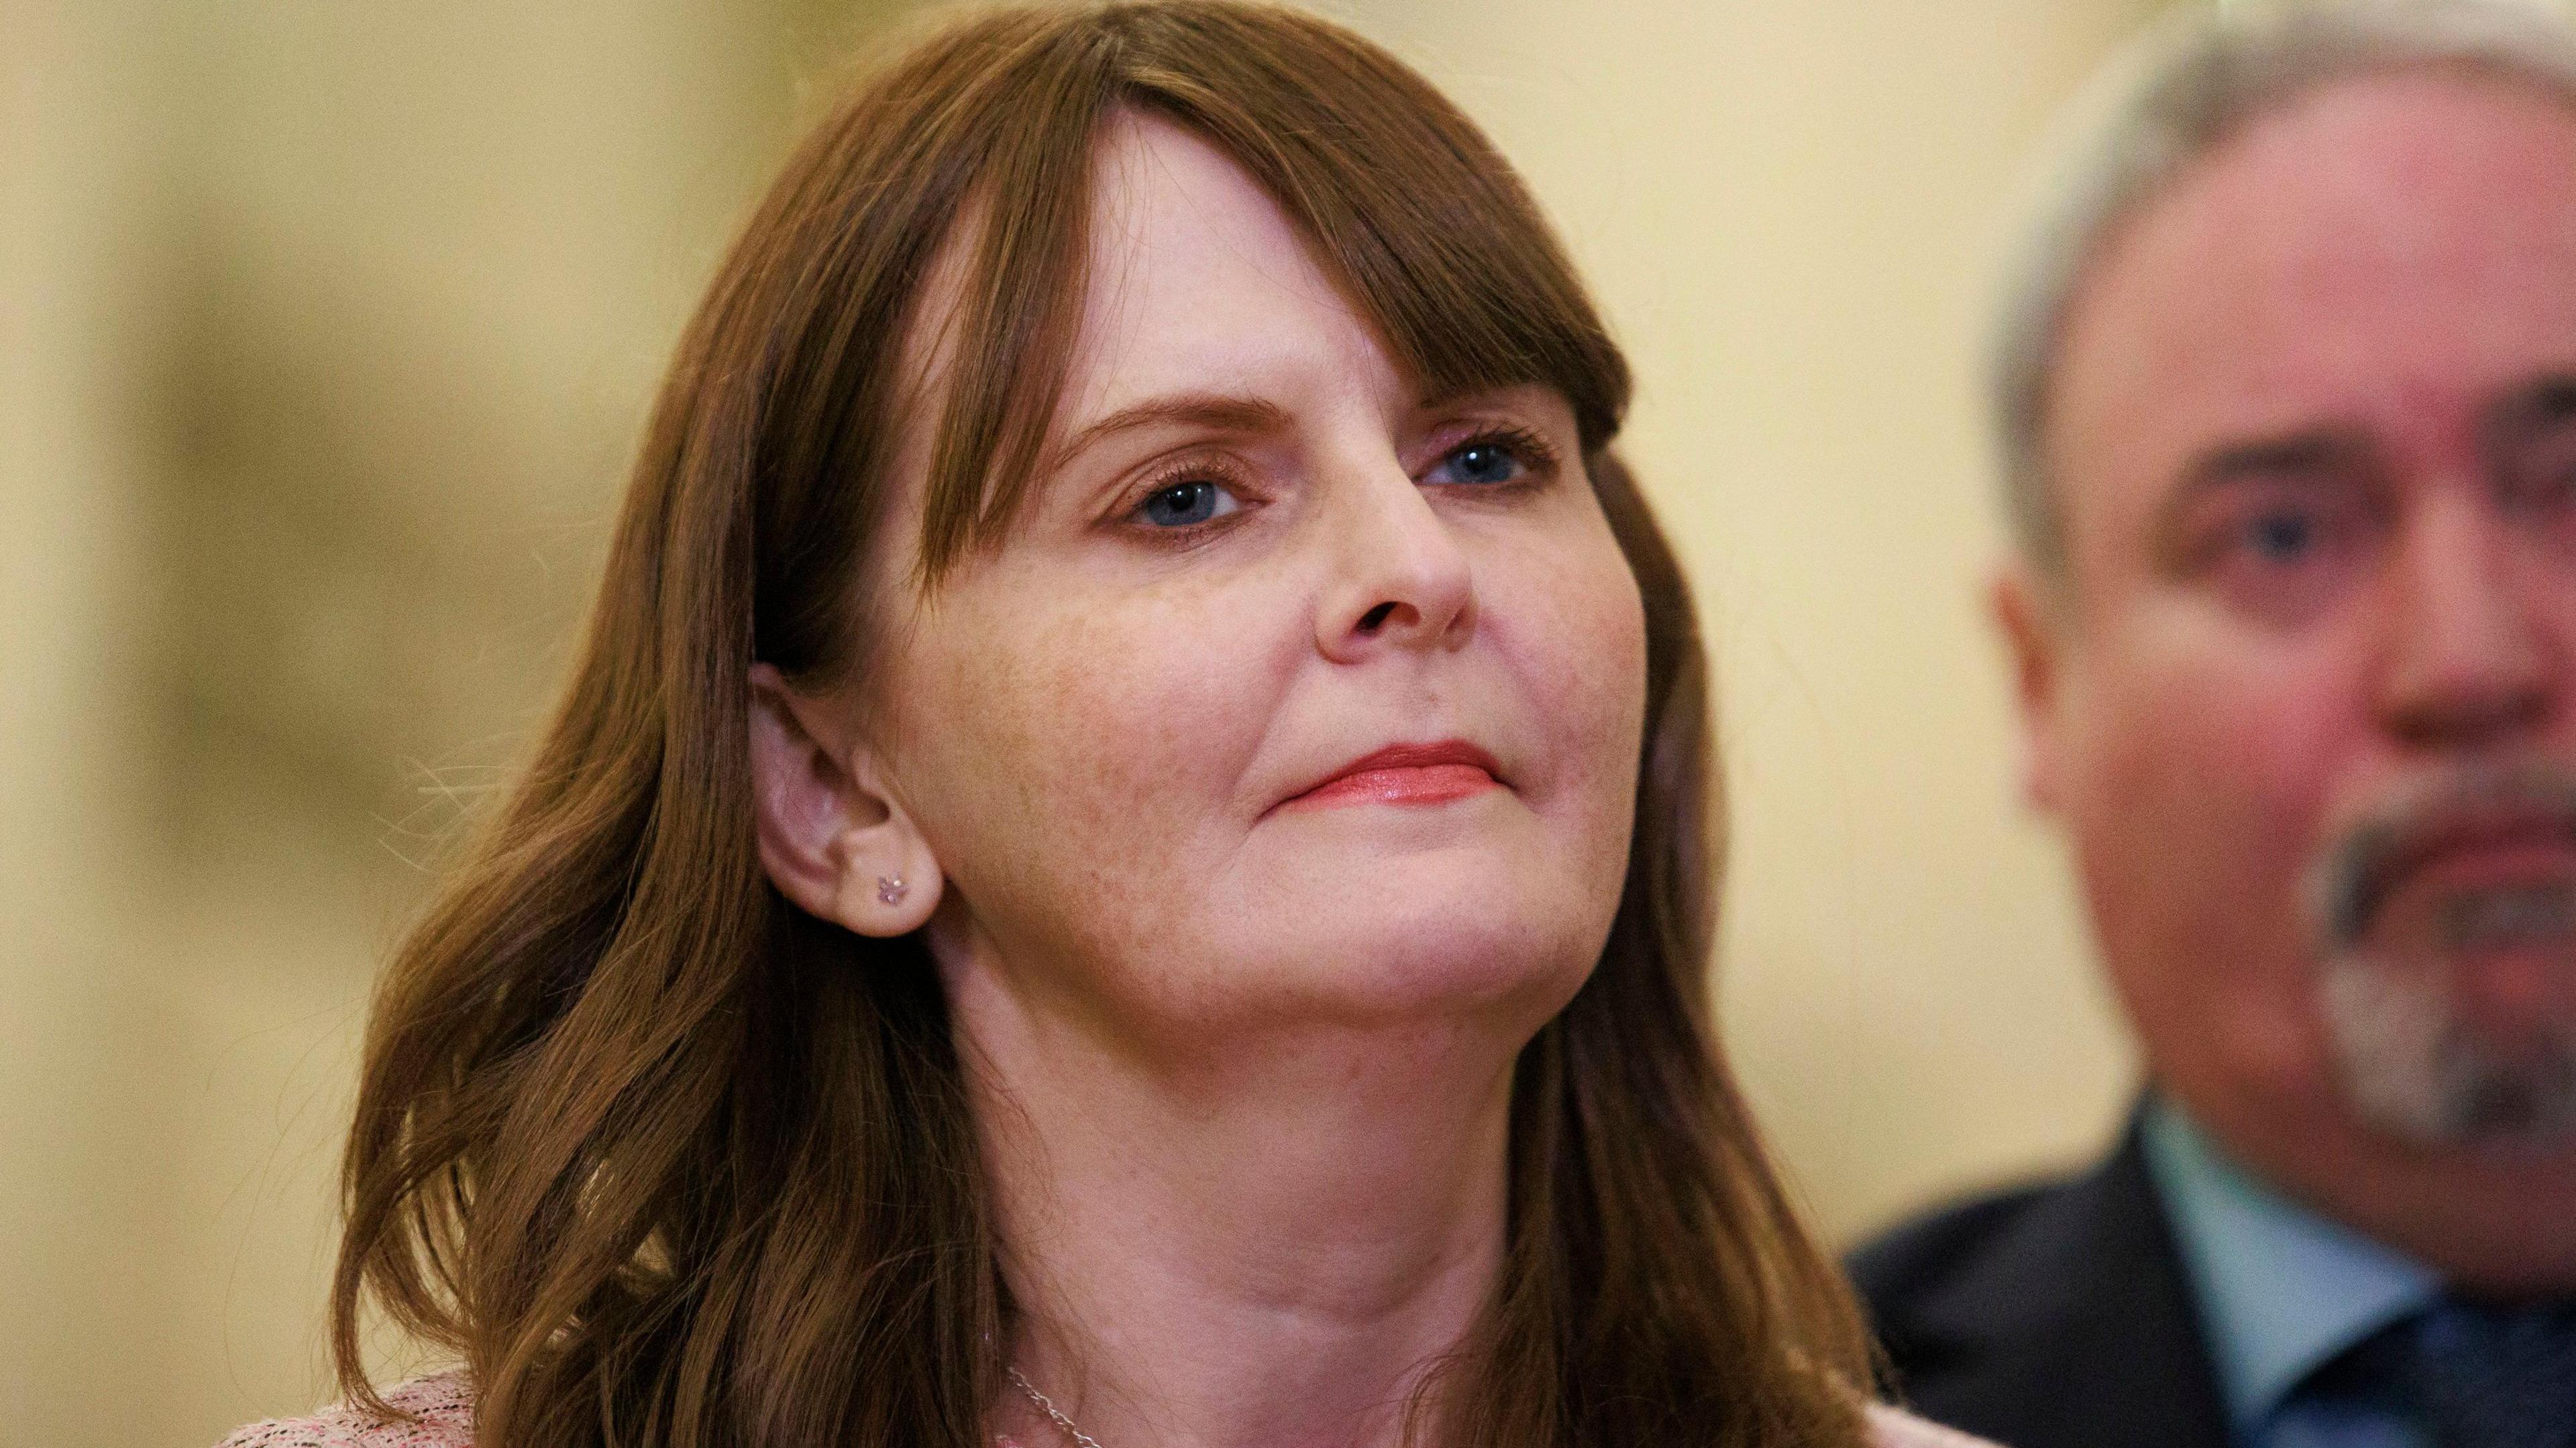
[2190,482,2380,621]
[1428,438,1529,487]
[1138,479,1238,528]
[2508,465,2576,516]
[2244,510,2318,561]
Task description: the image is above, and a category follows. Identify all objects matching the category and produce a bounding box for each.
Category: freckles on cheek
[1495,535,1647,810]
[1017,590,1257,791]
[926,580,1275,920]
[941,605,1144,822]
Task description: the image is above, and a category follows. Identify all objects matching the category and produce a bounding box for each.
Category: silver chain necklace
[1006,1365,1110,1448]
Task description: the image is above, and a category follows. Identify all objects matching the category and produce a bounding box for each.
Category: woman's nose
[1313,457,1478,664]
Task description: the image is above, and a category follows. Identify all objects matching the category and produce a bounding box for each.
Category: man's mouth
[2438,881,2576,952]
[2316,771,2576,956]
[2308,767,2576,1145]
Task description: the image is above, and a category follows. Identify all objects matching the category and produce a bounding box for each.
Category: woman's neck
[951,964,1526,1448]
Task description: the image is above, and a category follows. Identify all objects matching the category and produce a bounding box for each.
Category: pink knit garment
[215,1374,1986,1447]
[218,1372,474,1448]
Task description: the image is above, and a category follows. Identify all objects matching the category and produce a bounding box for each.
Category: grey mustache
[2309,765,2576,952]
[2438,884,2576,952]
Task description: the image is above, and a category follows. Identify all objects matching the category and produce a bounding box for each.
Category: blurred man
[1850,5,2576,1447]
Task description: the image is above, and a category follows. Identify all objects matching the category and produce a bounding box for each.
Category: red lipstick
[1281,740,1503,812]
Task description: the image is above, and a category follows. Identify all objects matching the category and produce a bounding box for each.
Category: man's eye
[1426,438,1528,487]
[2506,463,2576,517]
[2242,510,2320,561]
[2180,483,2381,623]
[1137,480,1240,528]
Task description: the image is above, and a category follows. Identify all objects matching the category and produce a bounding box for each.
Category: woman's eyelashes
[1121,457,1261,539]
[1112,422,1563,539]
[1138,475,1244,528]
[1421,422,1559,491]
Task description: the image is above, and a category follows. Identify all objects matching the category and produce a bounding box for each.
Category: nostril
[1358,601,1397,632]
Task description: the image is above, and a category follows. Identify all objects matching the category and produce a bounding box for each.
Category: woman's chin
[1203,849,1614,1029]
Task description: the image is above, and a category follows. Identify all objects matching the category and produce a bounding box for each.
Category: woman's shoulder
[217,1372,474,1448]
[1866,1402,2000,1448]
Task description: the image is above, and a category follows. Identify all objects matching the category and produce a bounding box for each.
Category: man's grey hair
[1993,0,2576,576]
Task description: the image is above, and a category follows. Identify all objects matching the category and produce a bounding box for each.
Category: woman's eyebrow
[1050,392,1291,469]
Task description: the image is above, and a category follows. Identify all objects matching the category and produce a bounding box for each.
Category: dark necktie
[2405,1299,2576,1448]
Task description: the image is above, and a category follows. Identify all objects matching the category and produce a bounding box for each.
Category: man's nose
[1313,457,1477,664]
[2374,493,2557,752]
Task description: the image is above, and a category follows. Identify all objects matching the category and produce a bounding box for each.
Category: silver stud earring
[877,875,908,907]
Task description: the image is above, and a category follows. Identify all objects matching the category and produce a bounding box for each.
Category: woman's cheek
[1515,528,1648,810]
[969,580,1269,836]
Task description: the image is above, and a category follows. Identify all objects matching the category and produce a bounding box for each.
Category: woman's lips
[1279,741,1503,812]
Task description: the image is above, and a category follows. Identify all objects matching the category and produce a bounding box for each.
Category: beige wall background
[1376,0,2168,1241]
[5,0,2223,1441]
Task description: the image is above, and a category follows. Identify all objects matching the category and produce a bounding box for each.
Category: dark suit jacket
[1847,1121,2235,1448]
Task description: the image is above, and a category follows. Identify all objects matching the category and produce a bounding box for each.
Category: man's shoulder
[1841,1131,2234,1448]
[1847,1127,2177,1343]
[1847,1174,2074,1313]
[216,1372,474,1448]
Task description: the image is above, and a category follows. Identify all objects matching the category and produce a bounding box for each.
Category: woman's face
[868,114,1648,1050]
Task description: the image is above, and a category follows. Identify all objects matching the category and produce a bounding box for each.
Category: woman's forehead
[1059,113,1405,427]
[879,104,1585,581]
[891,113,1418,498]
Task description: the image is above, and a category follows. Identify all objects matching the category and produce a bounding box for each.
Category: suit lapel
[1884,1123,2235,1448]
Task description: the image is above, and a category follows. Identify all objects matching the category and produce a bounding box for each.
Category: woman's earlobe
[825,836,945,938]
[747,663,945,937]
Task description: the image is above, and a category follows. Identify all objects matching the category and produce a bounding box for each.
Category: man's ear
[1992,559,2072,818]
[747,662,943,936]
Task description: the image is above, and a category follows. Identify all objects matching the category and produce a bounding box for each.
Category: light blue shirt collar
[2140,1099,2440,1435]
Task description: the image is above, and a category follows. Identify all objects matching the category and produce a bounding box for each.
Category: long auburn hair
[331,5,1873,1446]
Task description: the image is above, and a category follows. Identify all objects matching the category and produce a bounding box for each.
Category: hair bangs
[910,4,1631,583]
[338,8,1868,1445]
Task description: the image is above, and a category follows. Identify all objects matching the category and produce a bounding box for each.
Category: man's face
[2009,71,2576,1288]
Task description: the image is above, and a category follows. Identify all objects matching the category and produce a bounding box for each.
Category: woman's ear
[747,663,944,936]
